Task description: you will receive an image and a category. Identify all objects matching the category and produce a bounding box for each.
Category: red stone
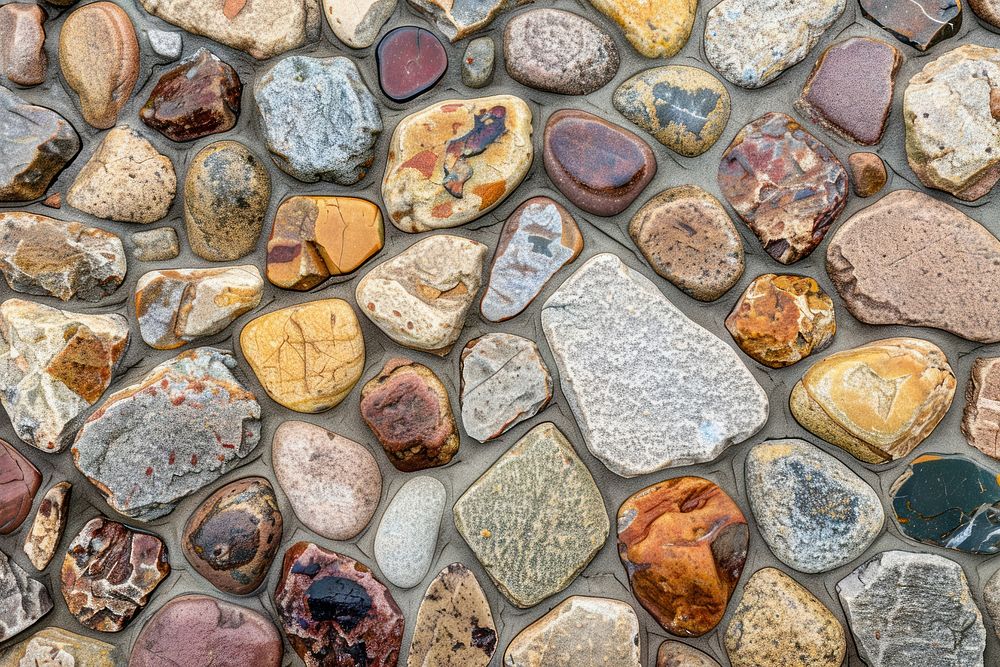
[376,26,447,103]
[0,438,41,535]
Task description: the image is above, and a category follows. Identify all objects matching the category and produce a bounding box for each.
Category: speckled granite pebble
[131,228,179,262]
[374,476,446,588]
[462,37,494,88]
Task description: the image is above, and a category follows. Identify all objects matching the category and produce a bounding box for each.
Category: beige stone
[962,357,1000,460]
[0,627,117,666]
[22,481,71,570]
[324,0,396,48]
[589,0,697,58]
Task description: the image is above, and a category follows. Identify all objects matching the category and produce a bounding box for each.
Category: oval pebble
[374,476,446,589]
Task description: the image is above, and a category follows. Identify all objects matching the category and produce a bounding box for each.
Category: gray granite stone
[0,549,51,641]
[984,568,1000,639]
[462,37,495,88]
[374,476,446,589]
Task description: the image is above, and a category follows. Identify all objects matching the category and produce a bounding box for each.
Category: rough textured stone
[454,422,609,608]
[129,594,283,667]
[255,56,381,184]
[795,38,901,145]
[407,563,497,667]
[138,0,321,59]
[355,235,486,355]
[589,0,696,57]
[377,26,447,102]
[504,9,619,95]
[360,358,459,471]
[135,266,263,350]
[614,66,731,157]
[182,477,283,595]
[266,196,384,290]
[861,0,960,50]
[0,549,51,640]
[61,518,168,633]
[72,348,261,521]
[22,482,71,571]
[719,112,847,264]
[789,337,956,464]
[0,299,129,452]
[964,357,1000,460]
[725,274,836,368]
[240,299,364,413]
[0,212,125,301]
[462,37,494,88]
[904,45,1000,201]
[704,0,845,88]
[184,140,270,262]
[826,190,1000,343]
[140,48,242,142]
[838,551,985,667]
[0,87,79,202]
[746,439,883,573]
[504,596,640,666]
[324,0,396,49]
[480,197,582,321]
[67,126,176,224]
[274,542,404,667]
[725,568,846,667]
[0,3,47,87]
[0,627,116,666]
[544,109,657,216]
[382,96,533,232]
[406,0,527,41]
[629,185,744,302]
[0,439,40,535]
[985,569,1000,640]
[460,333,552,442]
[657,642,721,667]
[147,29,182,59]
[618,477,748,637]
[374,476,446,589]
[271,421,381,541]
[541,253,768,477]
[131,227,179,262]
[849,152,888,197]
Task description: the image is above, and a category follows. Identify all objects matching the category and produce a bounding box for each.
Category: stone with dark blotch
[462,37,494,88]
[23,482,71,571]
[618,476,747,637]
[182,477,283,595]
[140,48,242,142]
[860,0,960,50]
[718,112,848,264]
[60,517,170,632]
[131,227,179,262]
[0,87,80,202]
[0,439,41,535]
[963,357,1000,460]
[406,0,528,42]
[480,197,583,322]
[0,627,117,666]
[274,542,404,667]
[0,3,47,86]
[0,549,51,640]
[848,152,887,197]
[376,27,447,103]
[360,358,459,471]
[657,642,721,667]
[129,594,283,667]
[544,109,657,216]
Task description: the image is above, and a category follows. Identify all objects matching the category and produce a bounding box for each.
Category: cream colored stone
[22,482,71,571]
[324,0,396,48]
[0,627,117,666]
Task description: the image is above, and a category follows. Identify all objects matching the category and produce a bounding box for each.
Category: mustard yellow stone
[588,0,697,58]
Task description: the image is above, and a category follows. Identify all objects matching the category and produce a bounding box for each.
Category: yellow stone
[588,0,698,58]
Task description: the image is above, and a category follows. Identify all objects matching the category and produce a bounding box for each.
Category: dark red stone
[376,26,447,103]
[274,542,404,667]
[0,438,41,535]
[139,48,242,142]
[543,109,657,216]
[860,0,961,51]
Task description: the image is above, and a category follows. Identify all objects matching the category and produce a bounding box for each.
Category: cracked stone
[374,476,446,588]
[376,26,447,103]
[0,549,51,640]
[22,481,71,571]
[861,0,960,50]
[0,627,116,666]
[963,357,1000,460]
[657,642,721,667]
[324,0,396,48]
[406,0,527,41]
[131,227,179,262]
[0,438,41,535]
[848,152,887,197]
[462,37,494,88]
[589,0,696,57]
[0,86,79,202]
[0,3,47,87]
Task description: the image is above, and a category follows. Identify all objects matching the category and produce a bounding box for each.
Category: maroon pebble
[376,26,447,103]
[0,438,41,535]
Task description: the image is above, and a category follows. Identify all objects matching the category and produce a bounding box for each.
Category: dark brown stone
[0,86,79,202]
[860,0,960,50]
[376,26,447,103]
[848,152,888,197]
[0,438,41,535]
[0,3,47,86]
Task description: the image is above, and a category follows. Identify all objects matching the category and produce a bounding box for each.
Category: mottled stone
[725,568,846,667]
[705,0,845,88]
[904,45,1000,201]
[255,56,381,184]
[67,126,176,224]
[182,477,283,595]
[138,0,321,59]
[0,299,129,452]
[377,26,447,103]
[795,38,901,145]
[129,594,283,667]
[462,37,494,88]
[147,29,182,59]
[718,112,848,264]
[360,358,459,471]
[240,299,364,413]
[849,152,888,197]
[131,227,179,262]
[544,109,657,216]
[23,482,71,571]
[746,439,883,573]
[0,550,51,640]
[861,0,960,50]
[274,542,404,667]
[355,235,487,355]
[629,186,744,302]
[271,421,381,541]
[541,254,768,477]
[964,357,1000,460]
[790,337,956,464]
[838,551,985,667]
[184,140,270,261]
[72,348,262,521]
[657,642,721,667]
[135,266,263,350]
[407,563,497,667]
[505,597,640,667]
[0,4,47,86]
[324,0,396,49]
[0,627,116,666]
[0,439,40,535]
[453,422,609,608]
[460,333,552,442]
[504,9,619,95]
[58,2,138,129]
[140,48,242,142]
[614,66,730,157]
[382,96,533,232]
[590,0,696,57]
[374,476,446,588]
[972,0,1000,27]
[618,477,747,637]
[0,87,79,202]
[826,190,1000,342]
[406,0,526,41]
[0,212,125,300]
[480,197,582,321]
[266,196,384,290]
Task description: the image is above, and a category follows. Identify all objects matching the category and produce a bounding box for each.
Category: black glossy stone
[306,576,372,630]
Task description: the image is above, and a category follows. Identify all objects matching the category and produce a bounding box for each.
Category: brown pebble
[0,3,47,87]
[41,192,61,208]
[962,357,1000,461]
[848,152,888,197]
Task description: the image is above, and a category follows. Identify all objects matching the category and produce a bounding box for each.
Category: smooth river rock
[963,357,1000,460]
[376,26,447,102]
[462,37,495,88]
[0,627,116,666]
[849,152,888,197]
[0,438,40,535]
[23,481,71,571]
[861,0,961,50]
[0,549,51,640]
[589,0,697,57]
[0,86,79,202]
[374,476,446,589]
[324,0,396,49]
[0,3,47,87]
[657,642,721,667]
